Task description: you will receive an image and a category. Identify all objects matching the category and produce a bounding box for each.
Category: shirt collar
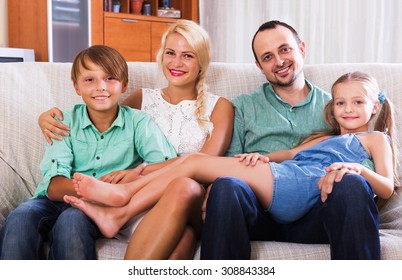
[264,80,314,107]
[80,105,125,131]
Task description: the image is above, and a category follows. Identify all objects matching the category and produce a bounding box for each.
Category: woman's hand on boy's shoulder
[39,107,70,145]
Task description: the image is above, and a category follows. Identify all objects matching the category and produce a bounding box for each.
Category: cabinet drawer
[151,22,173,62]
[104,17,151,62]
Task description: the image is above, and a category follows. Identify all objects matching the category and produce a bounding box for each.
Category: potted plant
[131,0,144,15]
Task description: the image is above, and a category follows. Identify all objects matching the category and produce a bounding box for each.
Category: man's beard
[271,71,298,87]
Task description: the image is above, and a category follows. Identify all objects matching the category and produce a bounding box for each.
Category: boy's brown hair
[71,45,128,87]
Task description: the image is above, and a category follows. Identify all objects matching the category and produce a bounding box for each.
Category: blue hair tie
[379,90,386,104]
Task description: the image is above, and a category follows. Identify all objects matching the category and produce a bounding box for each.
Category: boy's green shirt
[34,104,177,198]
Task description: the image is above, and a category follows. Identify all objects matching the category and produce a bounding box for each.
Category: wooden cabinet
[8,0,198,62]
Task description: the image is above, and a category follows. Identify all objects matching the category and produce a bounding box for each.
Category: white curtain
[199,0,402,64]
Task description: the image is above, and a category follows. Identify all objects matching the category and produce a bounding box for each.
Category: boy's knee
[55,208,93,235]
[5,203,39,227]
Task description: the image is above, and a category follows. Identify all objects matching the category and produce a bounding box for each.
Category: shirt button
[289,108,293,112]
[51,159,55,163]
[165,157,169,160]
[93,172,96,176]
[100,135,104,139]
[96,156,100,160]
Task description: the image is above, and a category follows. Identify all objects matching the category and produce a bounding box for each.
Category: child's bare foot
[73,173,131,207]
[64,195,125,238]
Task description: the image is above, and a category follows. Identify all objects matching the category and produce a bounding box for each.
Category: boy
[0,45,177,259]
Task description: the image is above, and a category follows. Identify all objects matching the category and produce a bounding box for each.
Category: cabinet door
[51,0,90,62]
[104,17,151,62]
[151,22,173,62]
[8,0,48,61]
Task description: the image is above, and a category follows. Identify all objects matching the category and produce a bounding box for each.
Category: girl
[64,71,396,258]
[38,20,234,259]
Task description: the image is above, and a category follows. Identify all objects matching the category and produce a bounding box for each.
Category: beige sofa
[1,62,401,260]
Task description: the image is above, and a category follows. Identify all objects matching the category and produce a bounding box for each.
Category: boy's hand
[234,153,270,166]
[100,163,147,184]
[39,107,70,145]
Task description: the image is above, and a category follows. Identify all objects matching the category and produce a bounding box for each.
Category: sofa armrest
[0,158,32,225]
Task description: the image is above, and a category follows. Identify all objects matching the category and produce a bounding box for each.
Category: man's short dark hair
[252,20,302,64]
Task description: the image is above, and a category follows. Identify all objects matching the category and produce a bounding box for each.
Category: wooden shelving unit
[111,0,198,21]
[103,0,199,61]
[8,0,199,62]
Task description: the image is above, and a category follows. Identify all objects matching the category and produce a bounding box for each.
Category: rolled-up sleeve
[33,122,74,198]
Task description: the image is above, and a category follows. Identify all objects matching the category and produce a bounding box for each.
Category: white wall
[0,0,7,47]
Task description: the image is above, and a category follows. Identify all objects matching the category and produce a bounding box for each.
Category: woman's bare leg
[168,226,197,260]
[124,177,204,259]
[67,154,274,238]
[64,173,184,238]
[76,154,274,208]
[73,155,191,206]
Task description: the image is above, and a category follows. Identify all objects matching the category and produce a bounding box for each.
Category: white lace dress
[141,88,220,155]
[115,88,221,242]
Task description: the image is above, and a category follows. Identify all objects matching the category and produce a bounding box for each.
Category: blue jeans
[0,197,101,259]
[201,174,380,260]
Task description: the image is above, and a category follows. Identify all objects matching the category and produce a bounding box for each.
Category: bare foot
[64,195,125,238]
[73,172,131,207]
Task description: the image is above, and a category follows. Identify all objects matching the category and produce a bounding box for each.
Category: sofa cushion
[0,159,31,223]
[379,187,402,230]
[0,63,81,196]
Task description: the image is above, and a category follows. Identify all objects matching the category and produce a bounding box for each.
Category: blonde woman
[38,20,234,259]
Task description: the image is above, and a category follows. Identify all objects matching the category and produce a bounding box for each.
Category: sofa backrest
[1,62,402,199]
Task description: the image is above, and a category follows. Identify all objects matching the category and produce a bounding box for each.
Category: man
[200,20,380,260]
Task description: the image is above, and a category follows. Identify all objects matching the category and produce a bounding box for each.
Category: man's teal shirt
[226,80,331,156]
[34,104,177,198]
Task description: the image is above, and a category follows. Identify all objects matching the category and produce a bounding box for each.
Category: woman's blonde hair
[156,20,213,134]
